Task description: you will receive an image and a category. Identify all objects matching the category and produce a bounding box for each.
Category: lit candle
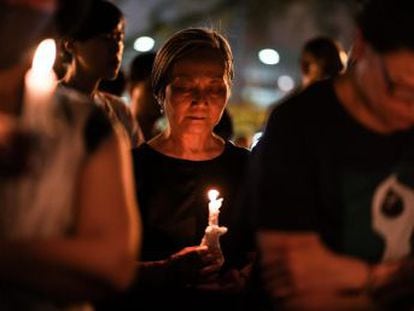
[24,39,57,116]
[207,189,223,226]
[201,188,227,267]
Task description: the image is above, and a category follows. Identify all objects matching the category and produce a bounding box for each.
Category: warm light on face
[208,189,219,201]
[32,39,56,77]
[378,54,414,103]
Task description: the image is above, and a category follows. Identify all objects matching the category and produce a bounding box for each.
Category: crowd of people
[1,0,414,310]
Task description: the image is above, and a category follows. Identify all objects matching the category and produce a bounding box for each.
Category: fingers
[200,262,221,276]
[175,245,208,257]
[196,269,245,293]
[169,244,229,286]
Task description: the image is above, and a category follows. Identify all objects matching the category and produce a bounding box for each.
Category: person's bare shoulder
[100,92,129,112]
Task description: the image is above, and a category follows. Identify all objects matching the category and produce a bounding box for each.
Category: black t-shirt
[251,79,414,262]
[132,141,251,268]
[126,141,251,310]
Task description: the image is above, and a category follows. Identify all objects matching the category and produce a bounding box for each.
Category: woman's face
[72,20,125,80]
[163,48,230,136]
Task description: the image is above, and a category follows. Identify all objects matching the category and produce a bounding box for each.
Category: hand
[167,245,219,286]
[370,260,412,308]
[257,231,370,298]
[196,268,248,294]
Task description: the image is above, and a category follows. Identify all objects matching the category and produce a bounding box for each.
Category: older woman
[128,28,252,310]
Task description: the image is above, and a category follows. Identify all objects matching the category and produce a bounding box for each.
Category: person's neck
[335,72,396,135]
[63,65,100,98]
[149,128,225,160]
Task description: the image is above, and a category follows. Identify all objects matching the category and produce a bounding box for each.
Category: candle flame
[208,189,219,201]
[32,39,56,76]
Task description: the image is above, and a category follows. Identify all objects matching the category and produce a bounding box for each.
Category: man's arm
[257,230,405,309]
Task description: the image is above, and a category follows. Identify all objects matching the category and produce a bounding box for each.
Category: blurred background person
[213,108,234,141]
[265,36,345,127]
[300,36,345,88]
[0,0,140,309]
[128,51,163,141]
[250,0,414,309]
[59,0,141,147]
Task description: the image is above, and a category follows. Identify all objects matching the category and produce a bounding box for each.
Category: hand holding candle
[201,189,228,267]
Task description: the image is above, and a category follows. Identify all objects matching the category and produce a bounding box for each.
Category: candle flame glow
[32,39,56,76]
[208,189,219,201]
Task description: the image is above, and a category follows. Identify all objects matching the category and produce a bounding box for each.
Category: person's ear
[155,95,164,114]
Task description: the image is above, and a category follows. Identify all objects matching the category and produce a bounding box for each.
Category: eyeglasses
[378,56,414,103]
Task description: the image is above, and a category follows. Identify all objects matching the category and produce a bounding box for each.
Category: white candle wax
[24,39,57,116]
[207,189,223,226]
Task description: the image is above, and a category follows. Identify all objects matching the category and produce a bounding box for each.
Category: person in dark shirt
[128,52,164,141]
[127,27,253,310]
[300,36,345,88]
[249,0,414,309]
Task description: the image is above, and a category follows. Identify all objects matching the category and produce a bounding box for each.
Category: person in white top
[0,0,141,309]
[60,0,142,147]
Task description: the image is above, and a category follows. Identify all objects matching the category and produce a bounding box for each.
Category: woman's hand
[167,245,220,286]
[196,268,249,294]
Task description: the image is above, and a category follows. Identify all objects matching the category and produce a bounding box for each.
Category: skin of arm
[257,230,404,310]
[0,133,141,303]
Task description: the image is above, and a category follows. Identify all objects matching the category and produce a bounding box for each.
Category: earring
[157,98,164,114]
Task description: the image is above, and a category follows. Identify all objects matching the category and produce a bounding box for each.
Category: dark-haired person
[126,28,253,311]
[128,52,163,141]
[60,0,142,147]
[214,108,234,141]
[250,0,414,309]
[0,0,140,309]
[300,36,345,88]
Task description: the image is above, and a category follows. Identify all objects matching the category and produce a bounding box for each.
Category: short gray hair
[152,27,234,104]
